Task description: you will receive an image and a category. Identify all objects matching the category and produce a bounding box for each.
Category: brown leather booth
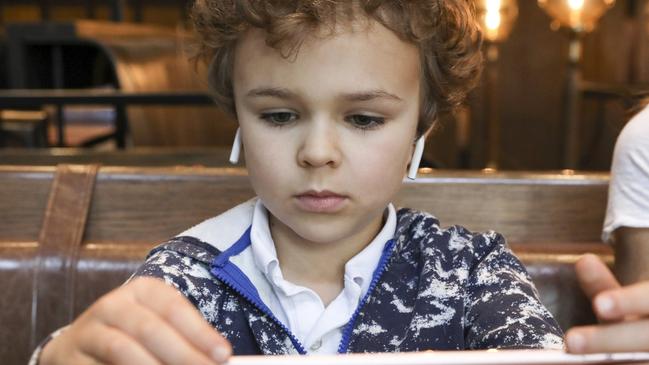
[0,166,611,365]
[0,147,233,166]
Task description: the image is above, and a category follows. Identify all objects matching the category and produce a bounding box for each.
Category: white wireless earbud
[407,135,426,180]
[229,128,242,164]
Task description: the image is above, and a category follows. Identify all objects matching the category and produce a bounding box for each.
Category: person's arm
[614,227,649,284]
[565,254,649,353]
[464,235,564,349]
[38,277,231,365]
[604,110,649,283]
[36,245,233,365]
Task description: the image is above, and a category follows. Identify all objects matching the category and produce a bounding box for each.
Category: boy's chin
[287,218,372,246]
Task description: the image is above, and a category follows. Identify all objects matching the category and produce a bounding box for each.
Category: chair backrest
[397,171,609,243]
[0,165,611,365]
[4,20,237,147]
[0,147,233,167]
[1,166,610,243]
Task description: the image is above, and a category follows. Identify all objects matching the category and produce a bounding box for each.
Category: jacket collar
[177,198,257,252]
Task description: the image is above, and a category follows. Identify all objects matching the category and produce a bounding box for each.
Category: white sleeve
[602,106,649,243]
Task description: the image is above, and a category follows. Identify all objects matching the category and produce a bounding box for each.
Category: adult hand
[40,276,232,365]
[566,254,649,353]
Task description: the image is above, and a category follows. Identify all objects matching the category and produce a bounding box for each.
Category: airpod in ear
[407,135,426,180]
[229,128,242,164]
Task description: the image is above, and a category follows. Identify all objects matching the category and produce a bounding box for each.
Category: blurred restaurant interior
[0,0,646,170]
[1,1,649,365]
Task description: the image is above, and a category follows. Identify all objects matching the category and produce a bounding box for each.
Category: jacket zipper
[212,226,396,355]
[210,227,308,355]
[211,265,308,354]
[337,238,396,353]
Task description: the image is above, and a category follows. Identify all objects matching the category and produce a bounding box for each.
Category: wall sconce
[537,0,615,168]
[477,0,519,42]
[538,0,615,33]
[475,0,519,169]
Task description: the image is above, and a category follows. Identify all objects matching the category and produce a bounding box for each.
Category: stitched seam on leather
[31,164,99,350]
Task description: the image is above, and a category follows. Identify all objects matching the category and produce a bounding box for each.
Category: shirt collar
[344,203,396,293]
[250,199,397,297]
[250,199,278,278]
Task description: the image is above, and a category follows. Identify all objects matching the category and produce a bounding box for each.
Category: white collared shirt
[249,200,397,354]
[603,105,649,242]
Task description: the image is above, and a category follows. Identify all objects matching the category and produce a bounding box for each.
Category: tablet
[228,350,649,365]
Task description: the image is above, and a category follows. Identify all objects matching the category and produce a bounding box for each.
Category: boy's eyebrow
[245,87,403,102]
[245,87,296,99]
[340,90,403,102]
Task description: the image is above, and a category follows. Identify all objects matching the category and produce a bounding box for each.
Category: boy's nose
[297,123,342,169]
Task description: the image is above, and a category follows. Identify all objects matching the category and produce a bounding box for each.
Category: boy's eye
[347,114,385,130]
[260,112,297,126]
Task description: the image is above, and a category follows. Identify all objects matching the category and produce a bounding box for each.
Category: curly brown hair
[191,0,483,136]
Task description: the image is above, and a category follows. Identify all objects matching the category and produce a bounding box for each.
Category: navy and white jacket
[133,198,564,354]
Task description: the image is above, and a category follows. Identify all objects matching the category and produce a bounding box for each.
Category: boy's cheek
[354,147,411,180]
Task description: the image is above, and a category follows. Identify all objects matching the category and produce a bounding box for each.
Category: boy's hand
[566,254,649,353]
[40,277,232,365]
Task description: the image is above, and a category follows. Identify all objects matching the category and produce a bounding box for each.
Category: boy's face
[233,20,421,246]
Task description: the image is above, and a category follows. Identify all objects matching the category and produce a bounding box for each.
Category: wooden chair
[5,20,236,148]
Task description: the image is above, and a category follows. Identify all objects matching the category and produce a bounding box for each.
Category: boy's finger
[98,295,219,365]
[79,322,162,365]
[565,319,649,354]
[575,254,620,300]
[594,281,649,321]
[129,277,232,363]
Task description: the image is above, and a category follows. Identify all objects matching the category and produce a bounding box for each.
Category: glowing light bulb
[485,13,501,31]
[486,0,502,15]
[538,0,615,32]
[485,0,502,30]
[477,0,518,42]
[568,0,585,10]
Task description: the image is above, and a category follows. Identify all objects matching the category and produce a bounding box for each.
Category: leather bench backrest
[1,166,609,244]
[0,165,611,365]
[0,147,234,167]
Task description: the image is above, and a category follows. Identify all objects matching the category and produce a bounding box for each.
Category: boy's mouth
[294,190,348,213]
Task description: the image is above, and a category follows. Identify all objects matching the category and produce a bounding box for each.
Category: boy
[35,1,564,364]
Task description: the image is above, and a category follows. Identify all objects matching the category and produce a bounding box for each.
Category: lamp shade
[537,0,615,32]
[476,0,519,42]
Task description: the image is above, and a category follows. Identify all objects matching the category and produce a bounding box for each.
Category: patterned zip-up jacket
[133,198,564,355]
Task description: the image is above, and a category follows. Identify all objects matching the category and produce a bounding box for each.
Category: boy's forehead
[236,14,374,52]
[232,22,421,96]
